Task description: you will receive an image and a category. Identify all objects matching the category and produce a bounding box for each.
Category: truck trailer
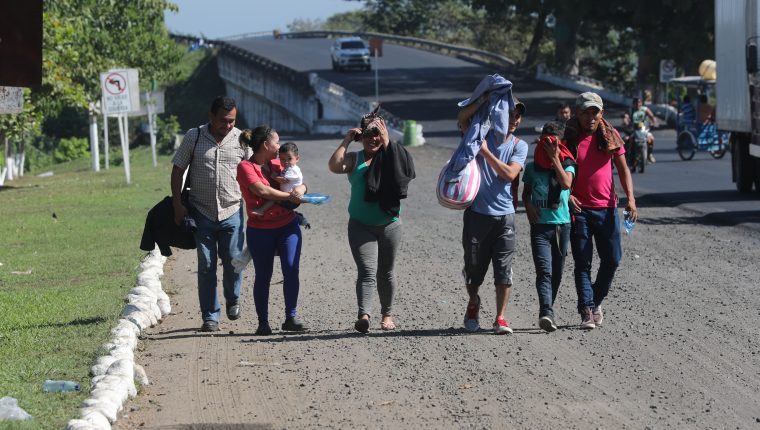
[715,0,760,192]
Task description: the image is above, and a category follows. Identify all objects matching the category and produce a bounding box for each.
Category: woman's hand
[346,127,361,143]
[288,189,303,204]
[272,176,288,185]
[369,118,390,148]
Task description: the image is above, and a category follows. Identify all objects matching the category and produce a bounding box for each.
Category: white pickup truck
[330,37,371,72]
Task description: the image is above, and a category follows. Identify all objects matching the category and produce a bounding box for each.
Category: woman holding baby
[236,125,308,336]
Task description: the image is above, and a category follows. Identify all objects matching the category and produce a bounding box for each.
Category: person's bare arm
[171,165,187,225]
[543,140,574,189]
[328,130,359,174]
[522,183,539,224]
[613,153,637,222]
[511,178,519,209]
[479,142,522,181]
[646,108,658,127]
[248,181,302,204]
[457,95,487,133]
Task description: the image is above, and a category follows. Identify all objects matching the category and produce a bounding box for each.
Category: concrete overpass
[213,32,593,148]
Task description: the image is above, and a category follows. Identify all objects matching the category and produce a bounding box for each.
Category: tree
[363,0,479,44]
[0,0,186,177]
[324,10,369,32]
[627,0,714,83]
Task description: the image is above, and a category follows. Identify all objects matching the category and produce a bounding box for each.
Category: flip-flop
[354,318,369,333]
[380,320,396,331]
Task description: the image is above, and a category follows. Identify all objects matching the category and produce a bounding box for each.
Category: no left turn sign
[104,72,127,96]
[100,68,140,114]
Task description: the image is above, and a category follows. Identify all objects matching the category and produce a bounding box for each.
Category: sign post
[660,59,676,104]
[102,97,109,169]
[369,38,383,104]
[101,69,140,183]
[135,90,165,168]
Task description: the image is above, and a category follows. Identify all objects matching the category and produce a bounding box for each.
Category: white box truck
[716,0,760,192]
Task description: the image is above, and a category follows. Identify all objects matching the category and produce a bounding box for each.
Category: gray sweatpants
[347,218,402,317]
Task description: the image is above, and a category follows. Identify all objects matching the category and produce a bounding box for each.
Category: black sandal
[354,317,370,333]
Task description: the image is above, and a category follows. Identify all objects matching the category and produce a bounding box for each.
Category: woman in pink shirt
[237,126,307,336]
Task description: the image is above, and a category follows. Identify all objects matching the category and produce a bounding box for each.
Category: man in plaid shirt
[171,96,251,332]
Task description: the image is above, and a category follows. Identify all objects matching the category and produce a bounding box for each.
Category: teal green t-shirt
[521,162,576,224]
[347,151,399,226]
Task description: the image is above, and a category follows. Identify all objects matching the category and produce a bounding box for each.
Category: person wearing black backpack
[170,96,252,332]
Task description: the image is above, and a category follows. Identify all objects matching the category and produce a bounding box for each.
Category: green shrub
[157,114,181,154]
[53,137,89,163]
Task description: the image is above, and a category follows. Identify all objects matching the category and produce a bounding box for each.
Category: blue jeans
[192,207,244,322]
[530,223,570,318]
[571,208,622,313]
[247,219,302,322]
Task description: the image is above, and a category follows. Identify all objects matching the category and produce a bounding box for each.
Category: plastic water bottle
[42,380,80,393]
[623,210,635,235]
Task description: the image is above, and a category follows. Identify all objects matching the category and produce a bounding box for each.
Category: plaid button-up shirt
[172,125,252,222]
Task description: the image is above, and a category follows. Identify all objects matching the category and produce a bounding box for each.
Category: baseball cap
[513,96,526,115]
[575,92,603,111]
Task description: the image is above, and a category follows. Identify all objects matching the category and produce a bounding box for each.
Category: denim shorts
[462,209,516,287]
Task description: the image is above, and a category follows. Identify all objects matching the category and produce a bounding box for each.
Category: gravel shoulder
[115,138,760,429]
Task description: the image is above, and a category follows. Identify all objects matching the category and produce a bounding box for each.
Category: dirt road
[115,139,760,429]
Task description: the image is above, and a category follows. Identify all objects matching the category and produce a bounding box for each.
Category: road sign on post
[660,59,676,83]
[136,90,165,168]
[0,86,23,114]
[101,69,140,115]
[369,38,383,57]
[101,68,139,183]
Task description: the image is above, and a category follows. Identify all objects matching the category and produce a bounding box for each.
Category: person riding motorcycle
[631,97,657,163]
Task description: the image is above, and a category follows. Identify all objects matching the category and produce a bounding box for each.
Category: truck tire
[732,136,755,192]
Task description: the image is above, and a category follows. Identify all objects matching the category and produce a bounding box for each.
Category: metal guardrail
[309,74,402,130]
[217,41,313,93]
[310,74,368,115]
[219,31,274,41]
[170,32,311,93]
[280,30,516,69]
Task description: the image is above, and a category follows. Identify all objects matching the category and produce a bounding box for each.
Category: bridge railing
[309,73,402,130]
[279,30,516,69]
[170,33,309,90]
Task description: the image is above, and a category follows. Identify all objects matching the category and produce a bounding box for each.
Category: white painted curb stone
[66,247,170,430]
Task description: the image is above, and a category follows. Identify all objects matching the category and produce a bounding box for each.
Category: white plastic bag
[0,397,32,421]
[232,247,251,274]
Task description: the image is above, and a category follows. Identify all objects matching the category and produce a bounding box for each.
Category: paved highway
[228,36,759,229]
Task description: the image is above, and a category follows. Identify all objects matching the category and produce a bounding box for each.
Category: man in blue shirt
[457,98,528,334]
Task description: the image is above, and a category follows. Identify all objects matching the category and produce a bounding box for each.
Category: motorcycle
[630,123,649,173]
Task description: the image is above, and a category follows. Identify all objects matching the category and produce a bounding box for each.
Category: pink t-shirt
[236,159,295,229]
[571,132,625,208]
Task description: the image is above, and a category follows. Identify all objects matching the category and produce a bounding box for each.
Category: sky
[164,0,365,39]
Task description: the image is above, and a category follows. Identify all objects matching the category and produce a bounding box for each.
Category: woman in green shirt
[328,114,402,333]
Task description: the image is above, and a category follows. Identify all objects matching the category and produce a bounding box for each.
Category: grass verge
[0,147,171,429]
